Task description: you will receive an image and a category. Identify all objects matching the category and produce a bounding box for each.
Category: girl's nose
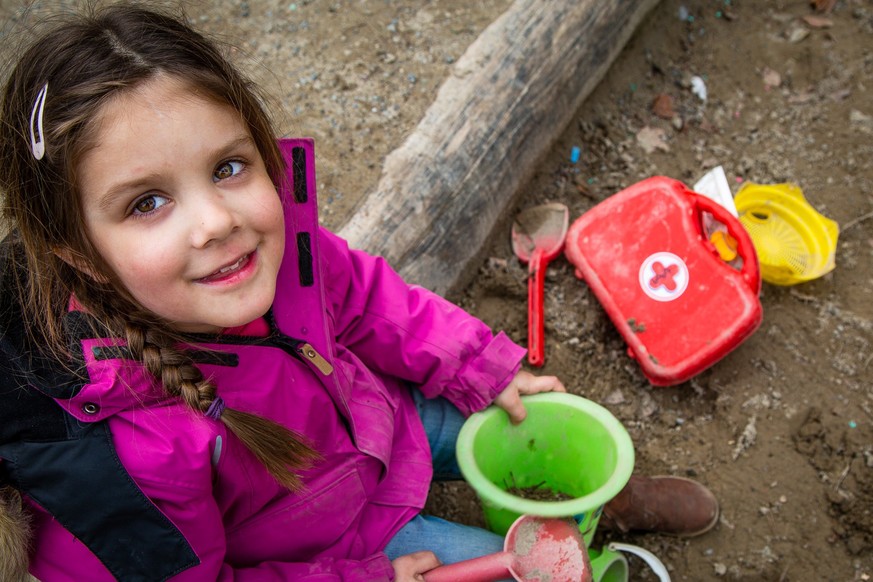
[190,190,237,248]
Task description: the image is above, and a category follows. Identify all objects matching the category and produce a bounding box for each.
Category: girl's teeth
[219,256,245,274]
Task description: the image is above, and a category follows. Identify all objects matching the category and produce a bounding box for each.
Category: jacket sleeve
[318,228,526,416]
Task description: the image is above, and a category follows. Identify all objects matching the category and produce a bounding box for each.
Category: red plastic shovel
[422,515,591,582]
[511,203,569,367]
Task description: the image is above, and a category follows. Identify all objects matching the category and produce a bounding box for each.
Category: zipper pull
[297,342,334,376]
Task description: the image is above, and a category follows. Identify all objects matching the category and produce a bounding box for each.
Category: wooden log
[339,0,661,297]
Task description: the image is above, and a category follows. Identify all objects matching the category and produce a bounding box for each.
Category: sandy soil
[2,1,872,580]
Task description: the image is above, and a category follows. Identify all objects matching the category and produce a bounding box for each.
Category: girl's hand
[493,370,566,424]
[391,550,441,581]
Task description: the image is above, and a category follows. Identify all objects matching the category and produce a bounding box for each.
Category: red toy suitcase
[564,177,763,386]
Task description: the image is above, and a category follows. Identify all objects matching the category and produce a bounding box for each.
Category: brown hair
[0,487,31,582]
[0,4,318,492]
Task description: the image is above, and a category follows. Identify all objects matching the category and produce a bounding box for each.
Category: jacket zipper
[262,309,333,376]
[93,335,334,376]
[265,334,334,376]
[200,312,334,377]
[87,312,336,377]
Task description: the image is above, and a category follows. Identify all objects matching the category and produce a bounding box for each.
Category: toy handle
[422,551,514,582]
[690,192,761,293]
[527,248,546,367]
[607,543,671,582]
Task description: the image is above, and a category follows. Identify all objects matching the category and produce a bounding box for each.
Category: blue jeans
[383,392,505,565]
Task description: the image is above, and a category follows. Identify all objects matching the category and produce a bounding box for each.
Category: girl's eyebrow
[97,174,162,211]
[96,134,256,211]
[211,134,257,162]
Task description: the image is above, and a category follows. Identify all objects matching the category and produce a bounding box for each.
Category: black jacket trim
[0,237,199,580]
[0,422,199,580]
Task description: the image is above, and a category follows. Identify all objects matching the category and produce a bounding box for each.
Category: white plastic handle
[607,542,671,582]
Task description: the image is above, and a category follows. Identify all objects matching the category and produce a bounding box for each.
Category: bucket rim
[456,393,635,516]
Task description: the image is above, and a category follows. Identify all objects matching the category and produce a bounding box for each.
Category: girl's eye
[132,194,169,216]
[214,160,244,182]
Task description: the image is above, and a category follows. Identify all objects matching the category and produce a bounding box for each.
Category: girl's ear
[52,247,110,283]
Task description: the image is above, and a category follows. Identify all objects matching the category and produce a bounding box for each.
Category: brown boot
[598,475,719,537]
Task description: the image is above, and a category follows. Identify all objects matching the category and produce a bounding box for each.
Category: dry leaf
[789,91,817,104]
[788,25,811,43]
[802,15,834,28]
[762,68,782,89]
[636,126,670,154]
[850,110,873,135]
[651,94,675,119]
[811,0,836,13]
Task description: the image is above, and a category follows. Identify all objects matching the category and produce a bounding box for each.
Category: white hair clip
[29,82,48,160]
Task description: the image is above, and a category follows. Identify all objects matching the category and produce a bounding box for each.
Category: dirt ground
[442,2,873,580]
[2,0,872,580]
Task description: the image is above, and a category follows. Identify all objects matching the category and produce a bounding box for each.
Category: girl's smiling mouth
[196,251,256,284]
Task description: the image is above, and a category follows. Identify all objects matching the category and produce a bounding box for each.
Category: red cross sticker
[639,252,689,302]
[649,261,679,291]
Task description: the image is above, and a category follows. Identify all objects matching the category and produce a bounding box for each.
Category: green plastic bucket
[456,393,634,549]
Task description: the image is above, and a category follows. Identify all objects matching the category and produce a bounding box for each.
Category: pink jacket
[22,139,525,581]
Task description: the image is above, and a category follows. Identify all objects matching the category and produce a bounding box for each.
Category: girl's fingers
[393,550,442,581]
[496,371,568,425]
[502,394,527,424]
[518,373,566,394]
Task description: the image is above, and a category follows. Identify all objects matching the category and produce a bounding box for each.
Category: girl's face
[76,76,285,333]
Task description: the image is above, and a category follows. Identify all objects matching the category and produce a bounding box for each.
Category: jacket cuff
[362,553,396,581]
[451,331,526,416]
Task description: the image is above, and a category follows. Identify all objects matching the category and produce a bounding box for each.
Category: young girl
[0,6,718,581]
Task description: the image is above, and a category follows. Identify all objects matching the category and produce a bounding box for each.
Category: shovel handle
[527,249,547,367]
[422,551,514,582]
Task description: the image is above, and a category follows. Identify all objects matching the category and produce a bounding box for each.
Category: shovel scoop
[511,203,569,367]
[422,515,591,582]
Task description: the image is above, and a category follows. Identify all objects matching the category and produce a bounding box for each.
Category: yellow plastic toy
[734,182,839,286]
